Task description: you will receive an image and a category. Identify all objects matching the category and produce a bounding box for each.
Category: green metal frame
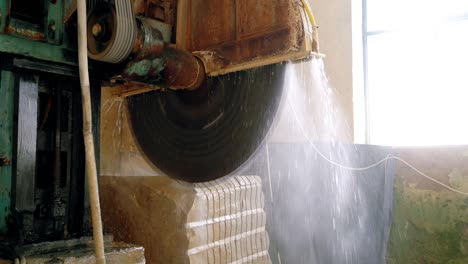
[0,70,14,235]
[0,34,77,65]
[0,0,7,33]
[0,0,77,65]
[0,0,79,236]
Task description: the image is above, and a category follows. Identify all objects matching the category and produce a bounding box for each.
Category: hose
[77,1,106,263]
[301,0,320,53]
[301,0,317,27]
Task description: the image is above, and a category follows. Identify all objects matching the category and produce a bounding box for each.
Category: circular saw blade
[127,63,286,182]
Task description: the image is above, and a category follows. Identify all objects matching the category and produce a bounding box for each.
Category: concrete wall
[389,148,468,263]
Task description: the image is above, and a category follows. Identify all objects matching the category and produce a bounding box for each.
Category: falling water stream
[266,58,468,264]
[286,58,356,262]
[251,58,395,264]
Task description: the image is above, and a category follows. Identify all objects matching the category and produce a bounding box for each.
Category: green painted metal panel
[0,70,14,234]
[0,0,7,32]
[0,34,77,65]
[47,0,64,44]
[0,0,76,65]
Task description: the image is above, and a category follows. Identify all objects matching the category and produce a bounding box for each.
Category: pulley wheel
[87,3,116,60]
[127,63,286,182]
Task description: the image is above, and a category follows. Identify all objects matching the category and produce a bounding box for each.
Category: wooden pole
[77,1,106,263]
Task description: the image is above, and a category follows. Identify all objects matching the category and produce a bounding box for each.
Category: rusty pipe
[122,18,205,90]
[123,43,205,90]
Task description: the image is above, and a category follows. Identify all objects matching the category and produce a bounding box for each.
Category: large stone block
[101,175,270,263]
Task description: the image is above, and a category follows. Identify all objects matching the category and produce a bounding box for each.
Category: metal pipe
[77,1,106,263]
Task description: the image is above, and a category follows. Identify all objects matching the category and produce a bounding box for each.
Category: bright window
[363,0,468,146]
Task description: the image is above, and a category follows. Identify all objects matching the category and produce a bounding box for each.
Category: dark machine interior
[0,59,101,257]
[0,1,102,255]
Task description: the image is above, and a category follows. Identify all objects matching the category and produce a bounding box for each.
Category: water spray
[287,59,468,197]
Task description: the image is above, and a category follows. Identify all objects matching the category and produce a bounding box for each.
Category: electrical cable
[300,0,320,53]
[287,98,468,197]
[301,0,317,27]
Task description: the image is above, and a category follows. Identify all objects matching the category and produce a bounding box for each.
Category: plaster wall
[389,147,468,263]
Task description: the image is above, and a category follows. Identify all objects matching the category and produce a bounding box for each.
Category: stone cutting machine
[0,0,318,258]
[88,0,318,182]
